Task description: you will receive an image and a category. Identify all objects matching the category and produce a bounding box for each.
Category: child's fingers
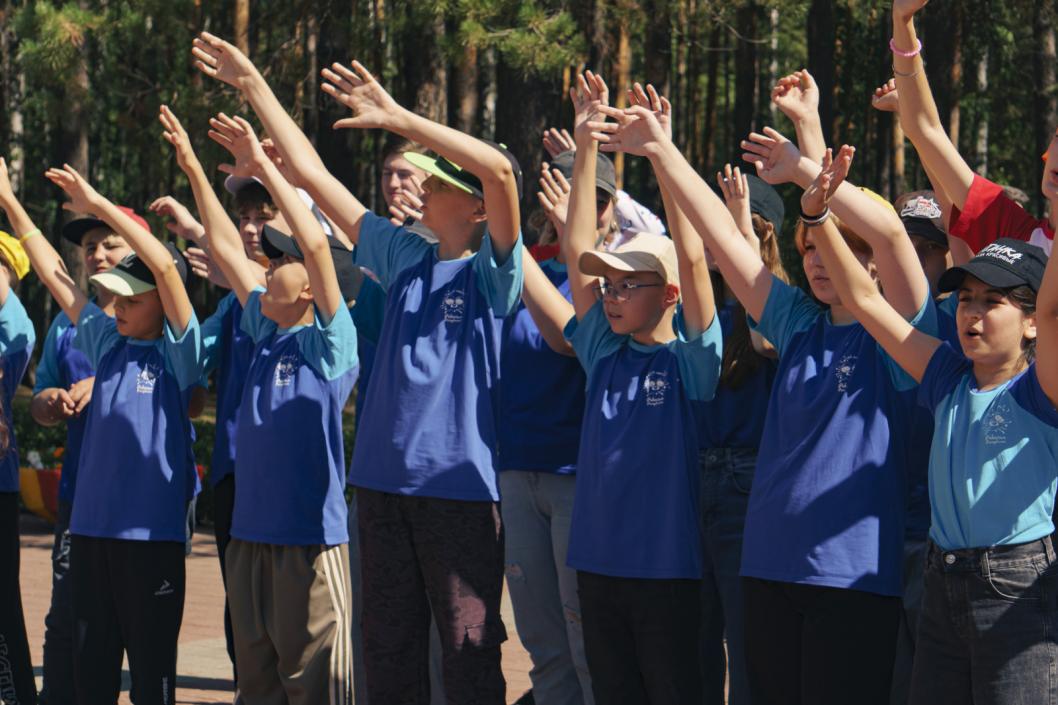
[217,163,237,175]
[321,67,355,95]
[349,60,376,84]
[207,129,233,148]
[553,170,571,192]
[330,62,363,87]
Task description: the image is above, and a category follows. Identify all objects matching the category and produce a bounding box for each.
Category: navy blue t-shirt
[566,302,723,579]
[498,258,585,474]
[71,304,202,541]
[33,309,93,502]
[741,279,936,596]
[201,291,255,486]
[348,213,524,501]
[694,301,776,451]
[231,289,359,546]
[0,295,34,493]
[350,273,385,440]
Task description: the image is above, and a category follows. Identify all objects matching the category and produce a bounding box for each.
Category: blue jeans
[910,537,1058,705]
[41,499,74,705]
[500,471,593,705]
[699,448,754,705]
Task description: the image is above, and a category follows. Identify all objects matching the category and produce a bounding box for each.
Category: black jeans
[0,492,36,705]
[578,571,702,705]
[71,535,185,705]
[40,500,74,705]
[742,577,901,705]
[909,538,1058,705]
[212,474,237,684]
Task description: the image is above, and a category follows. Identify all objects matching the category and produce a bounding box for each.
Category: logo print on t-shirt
[273,354,298,388]
[643,371,670,407]
[441,288,466,323]
[834,354,857,393]
[984,402,1013,445]
[136,362,161,394]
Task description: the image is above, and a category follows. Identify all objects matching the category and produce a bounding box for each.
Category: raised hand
[321,61,404,131]
[871,79,900,113]
[260,137,304,188]
[537,162,571,227]
[571,71,609,138]
[543,127,576,158]
[158,105,200,173]
[716,164,756,247]
[893,0,929,21]
[184,246,232,289]
[801,145,855,216]
[45,164,105,215]
[628,83,673,141]
[207,113,268,178]
[771,69,820,125]
[148,196,205,244]
[740,127,803,185]
[191,31,259,89]
[388,190,424,225]
[589,105,669,157]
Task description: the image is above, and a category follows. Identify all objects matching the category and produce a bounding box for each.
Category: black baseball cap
[404,142,524,200]
[938,238,1047,293]
[550,150,618,198]
[261,224,362,303]
[89,243,188,296]
[900,195,947,248]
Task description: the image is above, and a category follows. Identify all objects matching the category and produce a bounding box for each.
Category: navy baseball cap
[939,238,1047,293]
[261,225,362,303]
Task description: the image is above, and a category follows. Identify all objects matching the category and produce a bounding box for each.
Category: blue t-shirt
[937,294,960,352]
[231,289,359,546]
[33,309,93,501]
[70,303,203,541]
[350,274,386,441]
[0,295,34,493]
[920,343,1058,550]
[201,292,255,486]
[565,302,723,579]
[694,301,777,450]
[740,279,936,596]
[498,259,585,474]
[348,212,524,501]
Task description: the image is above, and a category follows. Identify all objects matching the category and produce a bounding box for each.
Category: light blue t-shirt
[34,310,96,502]
[920,343,1058,550]
[0,294,34,493]
[71,303,202,542]
[740,279,936,596]
[348,212,524,501]
[565,301,722,579]
[231,289,358,546]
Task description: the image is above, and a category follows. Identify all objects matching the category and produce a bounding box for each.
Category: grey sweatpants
[226,539,353,705]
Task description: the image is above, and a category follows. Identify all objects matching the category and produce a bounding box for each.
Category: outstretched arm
[891,0,976,209]
[520,251,575,356]
[322,61,520,259]
[802,145,940,382]
[590,105,772,320]
[192,32,370,243]
[0,158,87,319]
[772,69,826,162]
[159,105,260,307]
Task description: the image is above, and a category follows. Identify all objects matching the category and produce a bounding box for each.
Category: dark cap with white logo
[938,238,1047,293]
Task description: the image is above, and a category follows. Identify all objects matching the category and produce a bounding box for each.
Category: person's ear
[1024,312,1038,341]
[469,199,488,225]
[663,282,680,306]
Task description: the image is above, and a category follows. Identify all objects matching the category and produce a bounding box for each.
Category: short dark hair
[1006,284,1038,362]
[233,181,276,215]
[381,135,425,164]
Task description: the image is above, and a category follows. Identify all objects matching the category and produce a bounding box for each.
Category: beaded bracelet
[18,228,40,244]
[799,207,831,227]
[889,37,922,58]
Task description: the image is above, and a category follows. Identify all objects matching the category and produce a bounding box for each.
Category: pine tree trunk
[234,0,250,55]
[806,0,835,146]
[948,4,962,148]
[975,48,988,176]
[733,2,759,144]
[453,43,479,134]
[614,20,631,188]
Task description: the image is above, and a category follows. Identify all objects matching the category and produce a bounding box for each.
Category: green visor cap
[403,143,523,200]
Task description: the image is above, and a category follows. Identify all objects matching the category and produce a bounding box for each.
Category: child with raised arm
[589,105,936,702]
[0,163,37,705]
[802,143,1058,705]
[525,73,722,705]
[160,105,360,705]
[190,33,524,702]
[18,160,201,705]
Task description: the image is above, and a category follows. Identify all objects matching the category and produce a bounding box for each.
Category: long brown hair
[712,214,789,389]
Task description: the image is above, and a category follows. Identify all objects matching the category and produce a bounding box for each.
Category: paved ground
[18,512,533,705]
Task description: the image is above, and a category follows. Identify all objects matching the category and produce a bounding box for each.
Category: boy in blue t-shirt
[192,32,523,702]
[13,160,205,705]
[163,105,360,704]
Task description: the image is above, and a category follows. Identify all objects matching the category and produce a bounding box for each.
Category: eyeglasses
[592,280,664,302]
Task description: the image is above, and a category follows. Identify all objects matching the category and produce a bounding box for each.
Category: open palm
[323,61,402,131]
[572,71,609,138]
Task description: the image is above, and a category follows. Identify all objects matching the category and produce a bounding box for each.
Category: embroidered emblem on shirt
[984,402,1013,445]
[834,354,857,392]
[136,362,161,394]
[441,289,466,323]
[643,371,670,407]
[273,354,298,388]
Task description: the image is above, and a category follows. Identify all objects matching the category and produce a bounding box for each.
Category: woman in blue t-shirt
[805,143,1058,705]
[591,106,934,703]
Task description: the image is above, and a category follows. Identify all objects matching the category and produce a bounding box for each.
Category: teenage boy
[192,33,523,703]
[161,105,360,704]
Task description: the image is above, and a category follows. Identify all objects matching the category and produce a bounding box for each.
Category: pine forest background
[0,0,1056,371]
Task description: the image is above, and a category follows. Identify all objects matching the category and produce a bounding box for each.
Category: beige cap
[579,234,679,286]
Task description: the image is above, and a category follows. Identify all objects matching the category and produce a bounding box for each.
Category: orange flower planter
[19,467,61,523]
